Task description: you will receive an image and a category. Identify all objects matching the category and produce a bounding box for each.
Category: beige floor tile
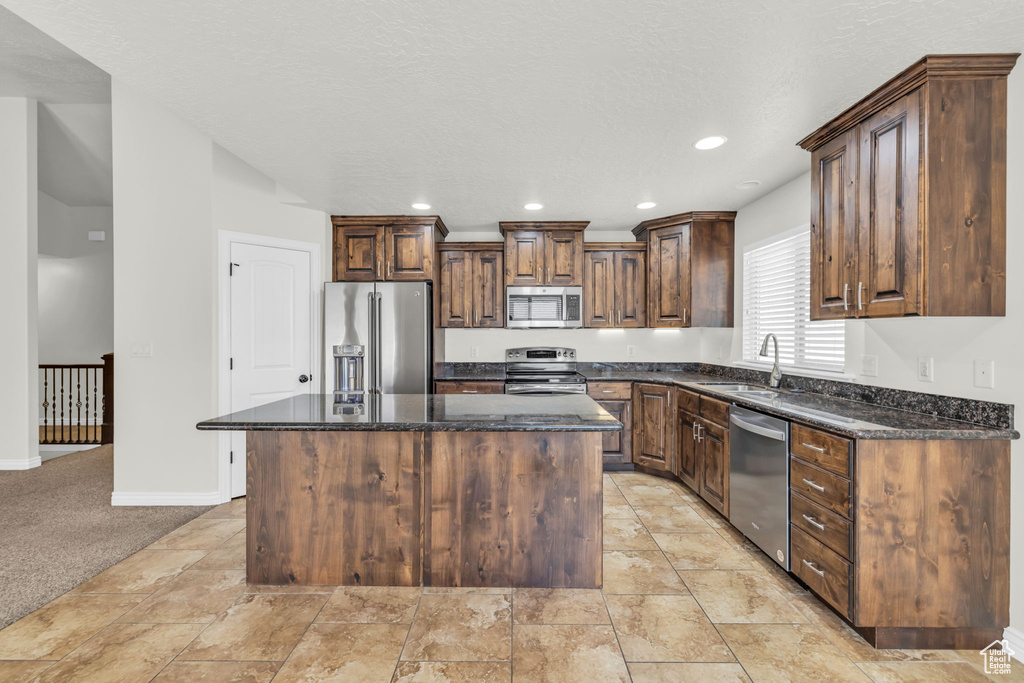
[512,588,609,625]
[0,593,144,659]
[634,505,714,533]
[604,488,628,506]
[179,592,328,661]
[604,517,660,550]
[393,661,511,682]
[745,551,807,594]
[603,502,641,521]
[149,518,246,550]
[35,622,205,683]
[602,551,688,595]
[117,569,247,623]
[609,472,663,486]
[858,661,991,682]
[73,549,208,594]
[0,660,55,682]
[245,583,337,594]
[190,531,246,570]
[628,662,752,682]
[654,532,753,570]
[512,624,629,682]
[199,496,247,519]
[719,623,869,682]
[317,586,422,624]
[714,523,760,551]
[153,660,281,682]
[273,623,408,682]
[619,484,686,507]
[401,593,511,661]
[605,594,733,662]
[421,586,510,594]
[680,571,806,624]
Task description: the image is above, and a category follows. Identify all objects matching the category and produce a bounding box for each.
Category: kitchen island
[197,393,619,589]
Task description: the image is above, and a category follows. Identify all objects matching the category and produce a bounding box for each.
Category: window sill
[733,361,855,383]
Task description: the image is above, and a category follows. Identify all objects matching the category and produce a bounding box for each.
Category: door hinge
[230,262,240,276]
[229,358,233,370]
[230,451,234,464]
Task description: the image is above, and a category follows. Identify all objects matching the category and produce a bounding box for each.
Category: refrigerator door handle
[368,291,377,394]
[376,293,383,394]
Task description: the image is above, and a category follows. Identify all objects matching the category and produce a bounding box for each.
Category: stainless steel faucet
[759,334,783,389]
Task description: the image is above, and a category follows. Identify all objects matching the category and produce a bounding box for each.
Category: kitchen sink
[696,383,771,392]
[732,390,780,400]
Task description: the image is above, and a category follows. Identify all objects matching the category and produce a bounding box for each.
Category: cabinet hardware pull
[802,442,826,452]
[683,307,688,324]
[802,514,826,530]
[603,390,615,393]
[377,262,382,279]
[843,283,849,310]
[858,281,864,310]
[802,478,826,492]
[692,422,698,440]
[802,559,826,577]
[547,267,551,282]
[696,424,704,443]
[463,390,478,393]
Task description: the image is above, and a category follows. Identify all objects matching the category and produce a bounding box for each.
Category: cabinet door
[858,90,922,318]
[438,250,472,328]
[384,225,432,281]
[504,230,545,286]
[545,230,584,285]
[676,407,701,491]
[598,399,632,467]
[699,418,729,517]
[632,383,675,472]
[472,250,505,328]
[334,225,383,282]
[615,250,646,327]
[647,225,691,327]
[811,129,860,320]
[583,251,615,328]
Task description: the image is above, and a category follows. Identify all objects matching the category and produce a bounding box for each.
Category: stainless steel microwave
[506,286,583,328]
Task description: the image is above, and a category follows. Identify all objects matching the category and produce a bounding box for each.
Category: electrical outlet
[626,345,637,358]
[861,355,878,377]
[130,342,153,358]
[917,356,934,382]
[470,346,479,359]
[974,359,995,389]
[718,346,727,361]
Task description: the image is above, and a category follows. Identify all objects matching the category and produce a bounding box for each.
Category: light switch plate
[917,356,934,382]
[974,359,995,388]
[130,342,153,358]
[470,346,479,359]
[861,355,878,377]
[626,345,637,358]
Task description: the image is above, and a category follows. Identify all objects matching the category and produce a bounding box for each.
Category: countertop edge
[196,421,623,433]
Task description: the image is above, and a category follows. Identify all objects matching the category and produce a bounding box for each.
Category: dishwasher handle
[730,414,786,441]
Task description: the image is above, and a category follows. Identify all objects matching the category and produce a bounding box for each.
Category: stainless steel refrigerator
[323,282,432,396]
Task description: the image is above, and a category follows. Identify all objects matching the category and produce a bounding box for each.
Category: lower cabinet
[632,383,675,472]
[589,382,633,468]
[674,388,730,516]
[433,380,504,394]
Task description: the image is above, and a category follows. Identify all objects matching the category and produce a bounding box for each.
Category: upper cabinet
[500,222,587,286]
[438,243,504,328]
[632,212,736,328]
[799,54,1018,319]
[332,216,448,282]
[583,243,646,328]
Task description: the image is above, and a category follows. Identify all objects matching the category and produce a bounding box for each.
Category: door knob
[298,375,310,383]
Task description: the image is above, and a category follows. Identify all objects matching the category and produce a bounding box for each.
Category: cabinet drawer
[699,396,730,427]
[588,382,632,400]
[790,458,852,518]
[791,526,852,619]
[434,381,504,395]
[676,389,699,413]
[790,492,851,560]
[791,424,852,477]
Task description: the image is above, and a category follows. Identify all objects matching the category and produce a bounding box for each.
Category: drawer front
[699,396,730,426]
[676,389,699,413]
[791,526,852,619]
[791,424,852,477]
[790,458,852,518]
[790,492,852,560]
[434,380,505,395]
[588,381,632,400]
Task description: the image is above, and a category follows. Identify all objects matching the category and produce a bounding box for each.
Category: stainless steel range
[503,347,587,395]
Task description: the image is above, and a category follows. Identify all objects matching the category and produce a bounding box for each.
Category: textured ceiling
[3,0,1023,231]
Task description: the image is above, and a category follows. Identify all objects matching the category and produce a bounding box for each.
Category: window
[743,227,845,373]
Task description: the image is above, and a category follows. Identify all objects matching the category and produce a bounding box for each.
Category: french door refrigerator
[323,282,432,397]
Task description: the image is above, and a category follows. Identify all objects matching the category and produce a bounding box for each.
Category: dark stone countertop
[197,393,622,432]
[434,363,507,381]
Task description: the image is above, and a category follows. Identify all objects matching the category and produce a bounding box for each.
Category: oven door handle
[505,384,587,395]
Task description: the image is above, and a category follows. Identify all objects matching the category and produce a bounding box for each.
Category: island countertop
[196,393,622,432]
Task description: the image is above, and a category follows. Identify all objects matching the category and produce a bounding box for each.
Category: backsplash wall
[444,328,703,362]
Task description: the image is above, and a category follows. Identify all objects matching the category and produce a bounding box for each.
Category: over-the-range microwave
[506,286,583,329]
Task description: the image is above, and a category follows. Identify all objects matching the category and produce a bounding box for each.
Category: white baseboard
[111,491,224,506]
[1004,626,1024,663]
[39,444,96,452]
[0,457,41,470]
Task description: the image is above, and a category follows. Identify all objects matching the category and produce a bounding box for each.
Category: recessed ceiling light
[524,203,543,211]
[636,201,657,210]
[694,135,727,150]
[735,180,761,191]
[411,202,431,210]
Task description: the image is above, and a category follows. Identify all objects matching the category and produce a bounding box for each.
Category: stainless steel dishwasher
[728,405,791,569]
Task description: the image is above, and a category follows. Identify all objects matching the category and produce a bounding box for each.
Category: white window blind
[743,229,845,373]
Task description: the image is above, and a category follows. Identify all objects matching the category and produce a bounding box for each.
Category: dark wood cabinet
[698,418,728,517]
[433,380,505,394]
[632,212,735,328]
[632,383,675,473]
[500,222,587,286]
[438,243,504,328]
[800,54,1017,319]
[583,244,646,328]
[588,382,632,468]
[673,389,729,516]
[332,216,448,283]
[676,405,700,491]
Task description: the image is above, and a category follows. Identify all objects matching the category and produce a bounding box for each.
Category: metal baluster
[59,369,65,444]
[94,370,99,443]
[85,368,91,443]
[76,368,82,444]
[42,369,49,444]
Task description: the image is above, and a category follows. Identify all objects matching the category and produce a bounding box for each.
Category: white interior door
[229,241,314,497]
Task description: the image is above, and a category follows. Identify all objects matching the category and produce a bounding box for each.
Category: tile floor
[0,473,1015,682]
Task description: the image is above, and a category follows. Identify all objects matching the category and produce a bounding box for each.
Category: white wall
[0,97,40,470]
[110,80,328,503]
[715,69,1024,642]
